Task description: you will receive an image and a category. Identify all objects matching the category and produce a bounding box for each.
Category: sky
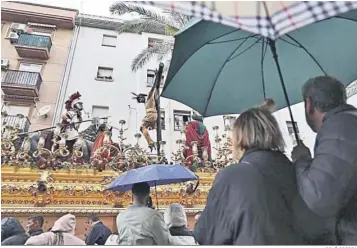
[5,0,160,19]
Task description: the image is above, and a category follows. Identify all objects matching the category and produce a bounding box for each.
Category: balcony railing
[16,33,52,51]
[1,114,31,133]
[13,34,52,59]
[1,70,42,97]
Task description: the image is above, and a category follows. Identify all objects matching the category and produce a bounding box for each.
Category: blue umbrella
[106,164,198,192]
[162,10,357,140]
[106,164,199,208]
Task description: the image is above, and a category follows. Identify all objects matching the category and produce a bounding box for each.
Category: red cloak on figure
[184,120,211,163]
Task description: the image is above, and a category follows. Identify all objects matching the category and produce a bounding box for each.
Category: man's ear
[305,97,314,115]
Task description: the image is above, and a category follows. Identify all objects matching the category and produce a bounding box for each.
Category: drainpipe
[52,24,81,126]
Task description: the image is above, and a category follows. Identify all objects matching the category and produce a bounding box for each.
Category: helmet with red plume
[65,92,82,110]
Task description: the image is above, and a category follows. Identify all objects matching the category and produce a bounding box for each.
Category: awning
[27,22,56,29]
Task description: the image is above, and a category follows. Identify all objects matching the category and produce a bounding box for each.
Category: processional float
[1,63,235,212]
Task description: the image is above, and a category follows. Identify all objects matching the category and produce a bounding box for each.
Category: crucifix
[154,63,164,157]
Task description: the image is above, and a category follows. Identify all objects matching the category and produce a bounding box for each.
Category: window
[92,106,109,119]
[286,121,300,135]
[2,104,31,132]
[173,110,191,131]
[6,105,30,117]
[160,109,165,130]
[286,121,300,145]
[96,67,113,81]
[146,69,164,87]
[19,63,42,73]
[148,38,163,48]
[223,116,236,129]
[102,34,117,47]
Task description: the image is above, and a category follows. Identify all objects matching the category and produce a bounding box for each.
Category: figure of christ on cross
[140,82,158,151]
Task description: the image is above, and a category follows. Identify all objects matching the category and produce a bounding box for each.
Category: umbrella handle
[268,39,300,144]
[193,179,200,193]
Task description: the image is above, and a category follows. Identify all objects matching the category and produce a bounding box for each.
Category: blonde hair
[232,99,285,159]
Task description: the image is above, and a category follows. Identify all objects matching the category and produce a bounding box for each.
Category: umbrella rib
[208,34,259,45]
[278,37,301,48]
[203,35,254,115]
[227,37,263,62]
[286,34,328,75]
[335,16,357,23]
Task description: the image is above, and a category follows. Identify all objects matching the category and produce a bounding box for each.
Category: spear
[16,117,111,136]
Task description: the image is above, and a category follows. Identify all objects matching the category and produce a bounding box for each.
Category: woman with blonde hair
[194,99,331,245]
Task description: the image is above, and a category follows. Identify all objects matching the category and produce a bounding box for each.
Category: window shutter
[92,106,109,118]
[102,35,117,47]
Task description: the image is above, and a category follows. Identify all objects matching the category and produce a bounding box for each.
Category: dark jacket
[29,229,44,236]
[295,104,357,245]
[194,149,332,245]
[85,221,112,245]
[169,226,193,237]
[1,218,29,245]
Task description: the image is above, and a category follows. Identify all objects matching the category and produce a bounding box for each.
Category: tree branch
[116,18,166,34]
[131,42,173,72]
[110,2,175,27]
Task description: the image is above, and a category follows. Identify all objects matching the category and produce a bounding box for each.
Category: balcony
[1,70,42,98]
[13,34,52,60]
[1,114,31,133]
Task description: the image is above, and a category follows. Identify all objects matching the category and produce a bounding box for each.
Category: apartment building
[1,1,78,132]
[52,14,225,157]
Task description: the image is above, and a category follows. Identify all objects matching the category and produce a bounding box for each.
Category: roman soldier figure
[61,92,83,141]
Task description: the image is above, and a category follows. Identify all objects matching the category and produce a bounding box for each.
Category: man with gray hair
[292,76,357,245]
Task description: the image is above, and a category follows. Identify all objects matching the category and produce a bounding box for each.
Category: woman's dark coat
[1,217,29,245]
[193,149,334,245]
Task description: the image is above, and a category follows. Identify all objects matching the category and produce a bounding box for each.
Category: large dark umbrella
[130,1,357,40]
[159,10,357,141]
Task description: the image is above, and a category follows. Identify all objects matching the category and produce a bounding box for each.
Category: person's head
[2,217,26,241]
[232,99,285,159]
[194,211,202,222]
[51,214,76,235]
[88,216,100,227]
[302,76,347,132]
[132,182,150,205]
[27,216,44,234]
[164,203,187,228]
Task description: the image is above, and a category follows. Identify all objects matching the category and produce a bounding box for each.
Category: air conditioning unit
[8,32,19,42]
[10,23,26,33]
[1,59,9,69]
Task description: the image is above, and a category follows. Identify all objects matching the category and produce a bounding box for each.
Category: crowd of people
[1,76,357,245]
[1,186,199,246]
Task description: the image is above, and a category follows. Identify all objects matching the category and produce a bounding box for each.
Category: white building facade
[54,14,357,160]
